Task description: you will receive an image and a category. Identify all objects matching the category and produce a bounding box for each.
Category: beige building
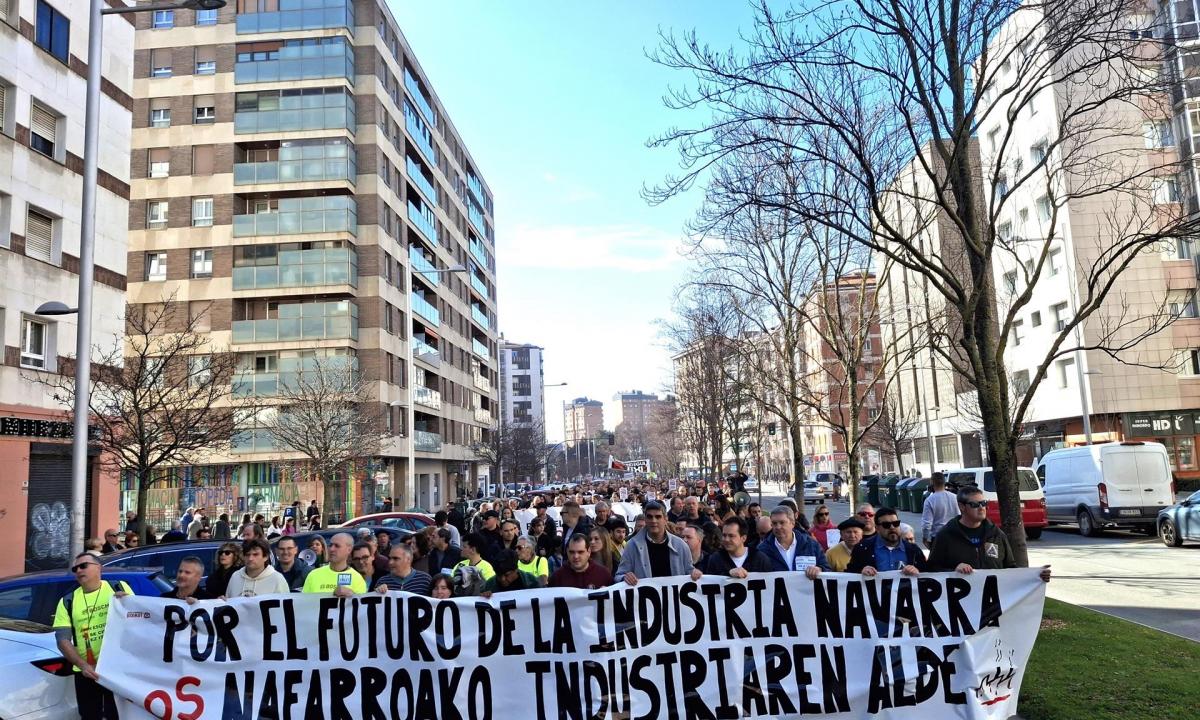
[0,0,133,573]
[125,0,499,522]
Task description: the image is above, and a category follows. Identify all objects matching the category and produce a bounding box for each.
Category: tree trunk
[136,467,151,545]
[789,406,807,504]
[321,468,340,526]
[975,366,1029,567]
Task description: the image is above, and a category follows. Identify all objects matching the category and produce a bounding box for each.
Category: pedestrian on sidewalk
[921,473,959,549]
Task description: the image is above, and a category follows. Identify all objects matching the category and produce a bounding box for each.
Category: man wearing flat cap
[826,517,866,572]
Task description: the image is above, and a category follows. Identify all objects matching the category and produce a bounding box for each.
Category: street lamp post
[41,0,225,559]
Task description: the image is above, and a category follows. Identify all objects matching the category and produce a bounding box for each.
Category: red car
[340,512,434,532]
[945,467,1048,539]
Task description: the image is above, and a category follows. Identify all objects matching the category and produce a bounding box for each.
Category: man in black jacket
[691,516,774,579]
[847,507,928,576]
[928,487,1052,582]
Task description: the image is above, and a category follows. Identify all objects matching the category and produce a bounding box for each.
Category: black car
[0,568,173,626]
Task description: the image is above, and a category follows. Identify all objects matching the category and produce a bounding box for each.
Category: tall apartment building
[126,0,499,520]
[0,0,132,574]
[563,397,603,444]
[612,390,667,458]
[499,339,544,428]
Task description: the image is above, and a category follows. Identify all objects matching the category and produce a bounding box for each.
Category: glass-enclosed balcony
[409,247,439,286]
[411,292,439,326]
[468,200,486,234]
[472,338,489,358]
[403,100,437,164]
[232,429,277,453]
[414,386,441,410]
[235,37,354,84]
[404,68,437,128]
[469,237,488,266]
[235,87,356,135]
[233,353,358,397]
[236,0,354,34]
[407,200,438,244]
[467,172,485,202]
[233,196,357,237]
[412,336,439,363]
[470,273,488,299]
[232,300,358,344]
[473,407,491,424]
[471,305,490,330]
[233,245,357,290]
[234,138,356,186]
[414,430,442,453]
[406,156,437,207]
[472,371,488,391]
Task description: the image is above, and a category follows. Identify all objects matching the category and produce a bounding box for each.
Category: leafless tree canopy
[36,300,238,543]
[649,0,1197,563]
[474,417,554,487]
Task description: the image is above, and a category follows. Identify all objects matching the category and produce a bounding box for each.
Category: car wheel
[1160,519,1182,547]
[1025,527,1042,540]
[1077,510,1099,537]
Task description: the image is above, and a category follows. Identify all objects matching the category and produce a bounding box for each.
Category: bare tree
[871,387,925,475]
[37,301,238,543]
[475,417,555,490]
[649,0,1197,564]
[645,399,684,478]
[262,358,389,523]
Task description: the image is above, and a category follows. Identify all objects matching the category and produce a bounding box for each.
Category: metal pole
[404,265,416,510]
[1074,348,1092,444]
[69,0,104,558]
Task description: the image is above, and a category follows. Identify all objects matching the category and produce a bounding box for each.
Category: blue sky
[390,2,759,440]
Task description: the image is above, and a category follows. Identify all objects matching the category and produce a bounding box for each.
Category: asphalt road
[755,488,1200,642]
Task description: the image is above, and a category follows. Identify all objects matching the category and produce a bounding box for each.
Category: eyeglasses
[105,533,117,538]
[816,512,829,518]
[218,550,235,556]
[353,556,372,563]
[878,521,902,529]
[71,562,98,572]
[962,500,989,509]
[857,511,875,518]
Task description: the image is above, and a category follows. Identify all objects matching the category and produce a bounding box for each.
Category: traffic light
[768,422,777,436]
[607,432,615,445]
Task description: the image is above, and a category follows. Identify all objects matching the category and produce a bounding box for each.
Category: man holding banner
[757,505,828,578]
[617,500,694,584]
[301,532,366,596]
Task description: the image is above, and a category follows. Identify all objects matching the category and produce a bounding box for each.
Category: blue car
[1158,489,1200,547]
[0,568,172,627]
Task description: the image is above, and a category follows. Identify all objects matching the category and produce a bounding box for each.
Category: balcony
[407,200,438,245]
[232,301,358,344]
[472,338,489,358]
[234,157,355,186]
[471,305,490,330]
[404,68,437,128]
[474,407,491,424]
[403,100,437,164]
[235,39,354,84]
[233,197,357,237]
[406,157,438,207]
[414,430,442,453]
[411,293,439,326]
[414,386,441,410]
[233,366,359,397]
[472,372,488,391]
[233,247,357,290]
[236,0,354,34]
[409,247,439,286]
[232,429,277,453]
[234,88,356,135]
[470,273,488,299]
[469,238,488,267]
[468,201,486,234]
[467,172,484,204]
[412,337,439,366]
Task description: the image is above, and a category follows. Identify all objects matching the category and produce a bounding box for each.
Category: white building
[499,340,545,429]
[0,0,134,575]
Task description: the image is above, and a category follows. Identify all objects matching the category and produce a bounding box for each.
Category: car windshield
[983,470,1041,492]
[1189,490,1200,504]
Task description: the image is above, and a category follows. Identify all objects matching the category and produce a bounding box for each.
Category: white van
[1035,442,1175,536]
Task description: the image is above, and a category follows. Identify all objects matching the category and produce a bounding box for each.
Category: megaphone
[299,549,318,566]
[733,491,751,508]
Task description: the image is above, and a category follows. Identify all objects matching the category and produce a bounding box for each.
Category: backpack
[62,580,128,632]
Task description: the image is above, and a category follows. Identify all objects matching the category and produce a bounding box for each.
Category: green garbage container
[878,474,901,509]
[860,474,881,506]
[907,477,931,514]
[895,478,915,512]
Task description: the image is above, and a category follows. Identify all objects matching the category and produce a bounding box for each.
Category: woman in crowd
[282,516,297,536]
[266,516,283,538]
[308,514,322,531]
[809,504,837,552]
[123,531,140,548]
[207,542,243,597]
[588,526,622,577]
[429,574,454,600]
[515,536,549,586]
[308,536,328,567]
[410,528,434,574]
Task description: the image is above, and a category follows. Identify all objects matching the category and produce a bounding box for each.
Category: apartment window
[998,221,1013,242]
[193,96,215,124]
[35,1,69,63]
[151,49,172,78]
[191,197,213,227]
[987,127,999,154]
[1154,176,1181,204]
[994,174,1008,203]
[1036,196,1053,223]
[195,47,216,75]
[1052,301,1069,331]
[936,435,961,464]
[1187,350,1200,375]
[1056,357,1075,388]
[196,8,217,25]
[192,145,214,175]
[150,99,171,128]
[1012,369,1031,396]
[1143,120,1174,148]
[1178,237,1195,261]
[189,301,211,332]
[1003,270,1018,294]
[1048,247,1063,276]
[189,355,212,387]
[145,252,167,280]
[1030,141,1047,164]
[152,9,173,28]
[1011,319,1024,347]
[20,317,47,369]
[29,102,58,159]
[1031,310,1042,327]
[0,83,11,137]
[191,248,213,277]
[1169,290,1199,318]
[146,201,168,229]
[0,192,9,249]
[148,148,169,178]
[25,208,54,262]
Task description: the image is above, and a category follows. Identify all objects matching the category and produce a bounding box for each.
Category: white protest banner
[100,570,1046,720]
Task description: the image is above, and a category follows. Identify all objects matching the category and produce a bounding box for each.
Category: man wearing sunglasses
[854,504,878,542]
[53,553,135,719]
[847,507,928,576]
[928,487,1052,582]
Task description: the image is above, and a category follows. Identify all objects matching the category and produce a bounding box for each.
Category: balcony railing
[472,338,489,358]
[232,429,277,453]
[233,247,357,290]
[469,239,488,267]
[404,69,437,128]
[411,293,439,326]
[414,386,441,410]
[472,372,488,391]
[233,156,356,186]
[233,367,359,397]
[236,0,354,34]
[232,301,358,344]
[412,337,439,365]
[234,93,356,135]
[468,202,486,234]
[403,101,437,164]
[235,42,354,84]
[409,247,439,286]
[471,305,490,330]
[232,197,357,237]
[414,430,442,453]
[406,157,438,207]
[470,273,488,299]
[473,407,491,424]
[407,201,438,245]
[467,172,484,203]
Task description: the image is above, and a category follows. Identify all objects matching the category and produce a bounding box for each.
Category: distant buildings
[564,397,604,444]
[500,340,545,428]
[612,390,671,458]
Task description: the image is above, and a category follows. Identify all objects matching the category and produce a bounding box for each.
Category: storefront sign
[1124,411,1200,438]
[0,416,99,440]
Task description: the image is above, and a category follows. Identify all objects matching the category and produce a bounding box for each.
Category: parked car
[1157,489,1200,547]
[99,540,228,581]
[743,476,759,491]
[812,472,843,497]
[0,569,173,627]
[1036,442,1174,536]
[0,618,77,719]
[803,481,827,504]
[945,466,1049,539]
[340,512,434,532]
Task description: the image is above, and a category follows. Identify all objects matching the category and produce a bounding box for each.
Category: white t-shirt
[730,550,749,569]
